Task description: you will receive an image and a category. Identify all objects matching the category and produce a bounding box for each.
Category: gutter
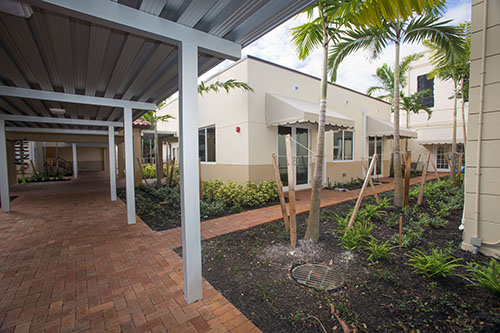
[471,0,500,251]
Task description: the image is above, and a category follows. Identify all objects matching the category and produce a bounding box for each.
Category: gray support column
[123,108,136,224]
[72,143,78,179]
[108,126,117,201]
[0,119,10,212]
[179,41,202,304]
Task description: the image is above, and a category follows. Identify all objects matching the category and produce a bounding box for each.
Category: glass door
[277,126,310,188]
[368,136,383,176]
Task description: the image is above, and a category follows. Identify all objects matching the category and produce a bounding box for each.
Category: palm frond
[404,14,464,64]
[290,21,323,60]
[328,23,391,81]
[198,79,254,96]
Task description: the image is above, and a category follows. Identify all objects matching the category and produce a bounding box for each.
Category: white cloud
[200,1,471,96]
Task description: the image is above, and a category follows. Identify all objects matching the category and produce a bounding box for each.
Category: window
[417,74,434,107]
[333,130,353,161]
[436,145,449,169]
[199,126,216,162]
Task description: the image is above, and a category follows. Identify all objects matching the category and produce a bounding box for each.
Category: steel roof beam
[0,114,123,127]
[0,86,156,110]
[32,0,242,60]
[6,127,117,135]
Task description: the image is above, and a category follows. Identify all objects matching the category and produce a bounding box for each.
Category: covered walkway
[0,173,259,332]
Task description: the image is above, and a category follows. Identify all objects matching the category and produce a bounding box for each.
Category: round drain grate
[291,264,344,291]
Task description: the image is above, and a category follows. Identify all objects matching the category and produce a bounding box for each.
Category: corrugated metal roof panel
[0,0,316,130]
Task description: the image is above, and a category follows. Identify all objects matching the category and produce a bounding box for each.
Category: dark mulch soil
[176,191,500,332]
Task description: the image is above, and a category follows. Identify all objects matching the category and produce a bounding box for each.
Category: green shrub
[376,197,392,210]
[141,163,156,178]
[200,200,225,217]
[417,212,448,228]
[358,204,382,222]
[201,179,277,209]
[391,224,424,248]
[467,258,500,298]
[406,248,462,278]
[340,220,375,250]
[363,239,396,262]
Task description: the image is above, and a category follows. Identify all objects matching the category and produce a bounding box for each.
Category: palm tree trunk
[451,82,458,184]
[393,38,403,208]
[305,22,328,241]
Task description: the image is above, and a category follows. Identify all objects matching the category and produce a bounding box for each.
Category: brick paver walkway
[0,171,447,332]
[0,173,259,333]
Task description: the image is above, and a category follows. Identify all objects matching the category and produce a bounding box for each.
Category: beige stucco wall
[405,51,469,169]
[462,0,500,257]
[45,146,105,172]
[159,57,392,185]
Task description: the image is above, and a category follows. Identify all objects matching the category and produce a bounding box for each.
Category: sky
[200,0,471,96]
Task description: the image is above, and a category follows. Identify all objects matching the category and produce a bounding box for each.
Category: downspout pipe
[472,0,490,253]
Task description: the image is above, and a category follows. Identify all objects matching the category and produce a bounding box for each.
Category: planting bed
[118,185,280,231]
[184,181,500,332]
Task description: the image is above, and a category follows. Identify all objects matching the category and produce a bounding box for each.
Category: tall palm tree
[424,22,470,184]
[367,53,423,104]
[329,13,463,207]
[290,0,353,241]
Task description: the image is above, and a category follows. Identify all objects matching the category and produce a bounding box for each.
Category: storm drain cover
[291,264,344,291]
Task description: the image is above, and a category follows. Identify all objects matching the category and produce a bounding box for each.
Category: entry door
[368,136,383,176]
[278,126,310,189]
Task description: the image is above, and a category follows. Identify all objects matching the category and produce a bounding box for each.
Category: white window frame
[199,125,216,164]
[333,130,354,161]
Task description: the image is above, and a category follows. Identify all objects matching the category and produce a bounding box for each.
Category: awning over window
[416,127,464,145]
[366,116,417,138]
[265,94,355,131]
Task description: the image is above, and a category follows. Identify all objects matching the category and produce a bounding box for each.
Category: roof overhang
[141,129,176,141]
[417,127,464,145]
[1,0,315,135]
[367,116,417,138]
[265,94,355,131]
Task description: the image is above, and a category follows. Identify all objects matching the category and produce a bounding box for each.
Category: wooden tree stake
[285,135,296,248]
[444,153,452,176]
[165,158,170,185]
[417,154,430,205]
[272,153,289,232]
[429,155,441,181]
[30,160,38,177]
[403,152,412,207]
[413,154,421,173]
[136,157,148,185]
[457,153,463,183]
[169,157,176,187]
[346,154,377,232]
[361,157,380,204]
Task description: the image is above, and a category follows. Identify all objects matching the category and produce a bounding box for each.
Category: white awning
[416,127,464,145]
[366,116,417,138]
[265,94,355,130]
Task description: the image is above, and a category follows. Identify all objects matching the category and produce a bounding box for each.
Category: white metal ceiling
[0,0,316,130]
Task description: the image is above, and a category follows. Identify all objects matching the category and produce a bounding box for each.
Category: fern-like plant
[406,248,462,278]
[467,258,500,298]
[363,239,397,262]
